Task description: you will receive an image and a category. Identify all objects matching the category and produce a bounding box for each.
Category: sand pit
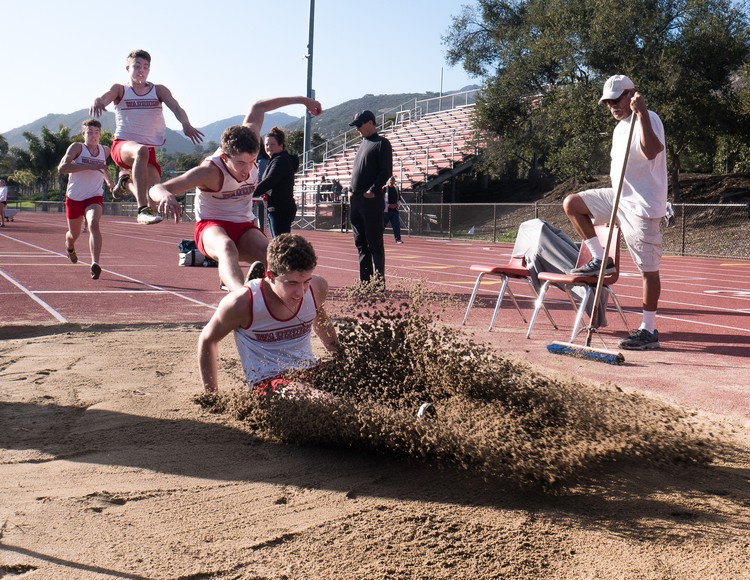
[2,288,750,578]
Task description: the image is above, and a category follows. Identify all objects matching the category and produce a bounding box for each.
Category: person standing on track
[198,233,339,395]
[562,75,667,350]
[383,175,403,244]
[253,126,300,238]
[58,119,114,280]
[89,49,204,225]
[348,110,393,286]
[150,96,322,292]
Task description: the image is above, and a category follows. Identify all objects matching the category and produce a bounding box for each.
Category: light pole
[303,0,315,170]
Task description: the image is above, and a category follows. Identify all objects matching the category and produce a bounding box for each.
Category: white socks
[640,310,657,333]
[584,237,604,260]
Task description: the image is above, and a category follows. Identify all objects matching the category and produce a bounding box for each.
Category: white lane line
[0,270,67,323]
[34,290,171,294]
[2,236,217,311]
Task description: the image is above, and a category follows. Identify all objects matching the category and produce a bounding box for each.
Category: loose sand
[2,288,750,579]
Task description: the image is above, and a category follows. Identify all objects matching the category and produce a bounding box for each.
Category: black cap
[349,110,376,127]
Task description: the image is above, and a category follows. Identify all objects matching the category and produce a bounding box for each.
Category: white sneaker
[136,208,163,225]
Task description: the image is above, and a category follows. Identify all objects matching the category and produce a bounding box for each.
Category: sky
[1,0,479,134]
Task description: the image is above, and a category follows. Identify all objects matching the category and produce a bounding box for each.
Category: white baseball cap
[599,75,635,103]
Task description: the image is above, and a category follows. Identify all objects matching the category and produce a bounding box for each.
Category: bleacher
[293,101,480,219]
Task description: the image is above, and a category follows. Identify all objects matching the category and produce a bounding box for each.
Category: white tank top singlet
[194,151,259,223]
[114,84,167,146]
[234,278,319,386]
[66,144,107,201]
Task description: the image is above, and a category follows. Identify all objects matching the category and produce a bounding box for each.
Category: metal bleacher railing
[303,89,480,168]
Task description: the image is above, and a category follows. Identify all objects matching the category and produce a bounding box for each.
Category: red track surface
[2,213,749,420]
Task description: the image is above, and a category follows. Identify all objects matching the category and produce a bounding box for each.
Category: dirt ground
[2,313,750,580]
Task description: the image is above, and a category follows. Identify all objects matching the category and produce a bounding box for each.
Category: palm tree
[10,125,71,200]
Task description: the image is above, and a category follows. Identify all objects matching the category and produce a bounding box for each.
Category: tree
[286,130,326,164]
[0,134,12,177]
[10,125,72,199]
[444,0,750,197]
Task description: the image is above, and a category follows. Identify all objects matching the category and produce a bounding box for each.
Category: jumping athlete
[58,119,114,280]
[198,234,339,395]
[89,49,204,225]
[150,95,322,292]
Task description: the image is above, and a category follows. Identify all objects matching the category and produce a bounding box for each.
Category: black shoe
[569,257,615,276]
[111,173,131,200]
[619,328,660,350]
[245,261,265,285]
[90,263,102,280]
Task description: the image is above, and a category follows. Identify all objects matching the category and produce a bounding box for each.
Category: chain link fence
[294,200,750,260]
[20,199,749,259]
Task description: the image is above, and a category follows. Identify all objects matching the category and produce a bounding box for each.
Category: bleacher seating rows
[294,104,478,201]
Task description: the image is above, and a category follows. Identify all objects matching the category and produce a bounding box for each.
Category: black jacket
[255,150,299,213]
[350,133,393,195]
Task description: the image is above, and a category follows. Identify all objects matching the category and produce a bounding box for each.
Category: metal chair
[526,225,631,340]
[462,256,558,331]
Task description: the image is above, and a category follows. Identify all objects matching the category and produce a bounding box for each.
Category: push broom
[547,112,637,365]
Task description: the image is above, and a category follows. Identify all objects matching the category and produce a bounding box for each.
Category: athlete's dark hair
[267,234,317,276]
[264,126,286,149]
[127,49,151,63]
[82,119,102,130]
[220,125,260,157]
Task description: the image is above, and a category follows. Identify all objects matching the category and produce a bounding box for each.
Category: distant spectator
[0,179,7,227]
[254,126,299,237]
[383,176,403,244]
[318,174,328,202]
[255,142,270,232]
[331,179,343,202]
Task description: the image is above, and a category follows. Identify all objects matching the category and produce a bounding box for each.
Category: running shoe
[66,246,78,264]
[90,263,102,280]
[136,207,163,225]
[569,257,616,276]
[245,261,266,284]
[111,173,131,200]
[619,328,660,350]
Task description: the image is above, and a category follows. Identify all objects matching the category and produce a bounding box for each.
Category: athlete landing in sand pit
[198,234,339,397]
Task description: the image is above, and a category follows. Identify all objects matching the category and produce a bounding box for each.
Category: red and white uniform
[66,144,107,201]
[195,150,259,223]
[234,278,319,386]
[114,83,166,146]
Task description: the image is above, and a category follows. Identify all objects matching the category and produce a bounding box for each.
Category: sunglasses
[603,90,631,106]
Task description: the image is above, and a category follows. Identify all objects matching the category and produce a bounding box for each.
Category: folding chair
[462,256,558,331]
[526,225,631,340]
